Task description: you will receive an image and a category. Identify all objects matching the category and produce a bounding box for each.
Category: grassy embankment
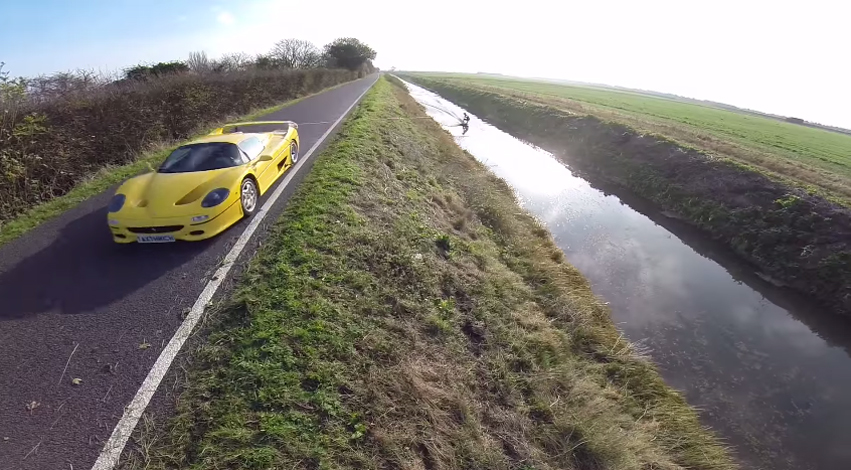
[403,74,851,319]
[0,69,358,247]
[411,73,851,202]
[125,77,733,470]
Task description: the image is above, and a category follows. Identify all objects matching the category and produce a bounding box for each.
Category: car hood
[115,167,244,219]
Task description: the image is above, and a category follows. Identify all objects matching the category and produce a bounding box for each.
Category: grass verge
[125,77,733,470]
[0,81,348,248]
[403,76,851,319]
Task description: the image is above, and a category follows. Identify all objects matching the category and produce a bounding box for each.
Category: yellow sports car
[106,121,299,243]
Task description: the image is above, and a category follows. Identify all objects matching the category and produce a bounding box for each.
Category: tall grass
[0,68,356,223]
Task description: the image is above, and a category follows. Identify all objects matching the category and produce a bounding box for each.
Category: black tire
[240,178,258,217]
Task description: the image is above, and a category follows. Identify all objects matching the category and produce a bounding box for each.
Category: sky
[1,0,849,128]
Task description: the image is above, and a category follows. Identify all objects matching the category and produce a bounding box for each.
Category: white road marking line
[90,77,377,470]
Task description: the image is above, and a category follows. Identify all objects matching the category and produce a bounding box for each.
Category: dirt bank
[405,76,851,319]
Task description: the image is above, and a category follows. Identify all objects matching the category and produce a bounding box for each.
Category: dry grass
[124,77,733,470]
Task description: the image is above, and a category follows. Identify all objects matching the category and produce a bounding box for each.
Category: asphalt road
[0,75,378,470]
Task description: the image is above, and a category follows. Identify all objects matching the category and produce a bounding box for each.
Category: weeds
[129,78,733,470]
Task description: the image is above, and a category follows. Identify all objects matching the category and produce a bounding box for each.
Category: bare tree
[186,51,212,74]
[213,52,253,73]
[253,54,276,70]
[270,39,321,69]
[26,70,107,103]
[229,52,253,70]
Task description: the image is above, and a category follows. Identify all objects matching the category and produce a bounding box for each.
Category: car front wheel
[241,178,258,216]
[290,141,299,164]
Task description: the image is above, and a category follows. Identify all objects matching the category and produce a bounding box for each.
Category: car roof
[188,133,262,145]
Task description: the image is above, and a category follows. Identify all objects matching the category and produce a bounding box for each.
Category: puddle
[402,79,851,470]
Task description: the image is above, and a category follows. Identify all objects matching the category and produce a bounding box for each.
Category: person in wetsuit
[461,113,470,135]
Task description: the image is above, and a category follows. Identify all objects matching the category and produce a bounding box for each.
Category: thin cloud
[216,11,235,25]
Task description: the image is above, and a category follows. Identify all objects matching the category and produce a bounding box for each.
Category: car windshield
[158,143,245,173]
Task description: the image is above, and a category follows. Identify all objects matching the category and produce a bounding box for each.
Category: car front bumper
[107,199,243,243]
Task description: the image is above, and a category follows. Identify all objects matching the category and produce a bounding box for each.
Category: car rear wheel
[241,178,258,216]
[290,141,299,164]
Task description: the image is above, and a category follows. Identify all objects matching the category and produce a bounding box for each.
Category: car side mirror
[258,155,274,162]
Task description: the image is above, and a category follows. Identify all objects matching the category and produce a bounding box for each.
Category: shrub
[125,61,190,81]
[323,38,377,71]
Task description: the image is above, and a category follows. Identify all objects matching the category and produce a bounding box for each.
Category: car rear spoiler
[209,120,298,135]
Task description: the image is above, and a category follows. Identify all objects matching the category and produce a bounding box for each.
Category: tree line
[0,37,376,105]
[126,37,377,80]
[0,37,377,221]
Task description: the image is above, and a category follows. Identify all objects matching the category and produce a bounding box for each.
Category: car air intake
[127,225,184,234]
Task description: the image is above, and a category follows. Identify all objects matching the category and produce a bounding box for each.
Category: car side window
[238,137,265,162]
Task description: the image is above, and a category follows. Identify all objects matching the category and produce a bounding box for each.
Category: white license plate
[137,235,176,243]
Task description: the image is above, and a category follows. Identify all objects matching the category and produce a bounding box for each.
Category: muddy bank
[403,76,851,319]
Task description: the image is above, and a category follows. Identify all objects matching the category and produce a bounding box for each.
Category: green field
[412,73,851,200]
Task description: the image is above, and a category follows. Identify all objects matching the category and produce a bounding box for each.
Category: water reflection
[402,79,851,470]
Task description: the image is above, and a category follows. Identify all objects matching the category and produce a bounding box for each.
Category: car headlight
[192,215,209,223]
[108,194,126,213]
[201,188,230,208]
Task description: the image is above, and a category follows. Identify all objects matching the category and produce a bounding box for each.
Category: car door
[239,137,275,192]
